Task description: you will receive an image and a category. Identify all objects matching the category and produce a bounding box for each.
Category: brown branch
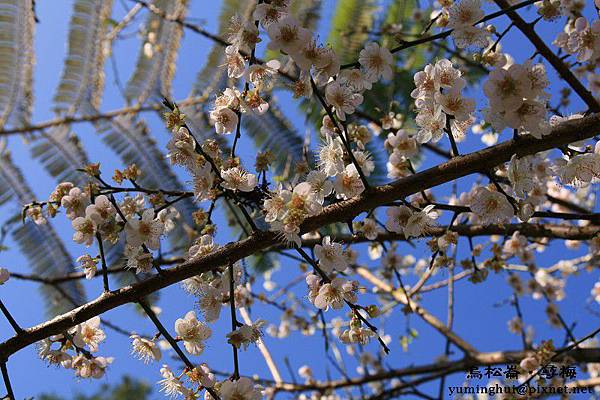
[295,223,600,247]
[356,266,478,355]
[270,346,600,393]
[0,113,597,359]
[0,301,22,335]
[0,96,207,136]
[0,361,14,400]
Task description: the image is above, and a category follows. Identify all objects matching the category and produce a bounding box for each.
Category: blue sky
[0,0,598,399]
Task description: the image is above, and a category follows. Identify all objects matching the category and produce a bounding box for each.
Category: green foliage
[327,0,376,64]
[37,376,152,400]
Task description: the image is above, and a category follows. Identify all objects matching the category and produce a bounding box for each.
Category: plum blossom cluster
[411,59,475,144]
[554,17,600,64]
[385,204,439,238]
[15,0,600,399]
[182,261,252,323]
[439,0,491,49]
[38,317,112,379]
[483,61,550,139]
[554,138,600,187]
[384,129,418,179]
[44,179,184,276]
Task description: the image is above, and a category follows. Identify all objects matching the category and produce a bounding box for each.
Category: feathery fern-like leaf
[327,0,375,64]
[241,101,305,173]
[0,147,86,316]
[0,0,35,129]
[30,125,90,185]
[124,0,188,104]
[53,0,114,115]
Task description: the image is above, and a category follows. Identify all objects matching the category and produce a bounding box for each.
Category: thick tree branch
[0,114,597,359]
[296,223,600,247]
[271,347,600,392]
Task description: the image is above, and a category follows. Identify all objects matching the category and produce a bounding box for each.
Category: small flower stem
[0,300,22,334]
[230,1,260,159]
[490,22,513,53]
[466,236,481,272]
[229,263,240,380]
[295,247,390,354]
[0,360,14,400]
[138,300,192,368]
[139,300,222,399]
[231,111,243,159]
[309,76,371,191]
[445,115,460,157]
[105,195,163,275]
[163,99,259,232]
[95,232,110,293]
[510,290,530,350]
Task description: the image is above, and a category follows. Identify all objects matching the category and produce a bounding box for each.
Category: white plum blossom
[340,321,376,345]
[226,319,266,350]
[554,17,600,63]
[167,127,198,171]
[404,205,438,238]
[73,355,113,379]
[159,365,189,398]
[188,234,217,260]
[334,164,365,200]
[264,182,322,246]
[555,152,600,187]
[72,215,96,247]
[314,236,347,273]
[85,195,115,225]
[415,105,446,143]
[267,17,311,55]
[313,278,358,311]
[360,218,382,240]
[174,311,212,355]
[312,47,340,86]
[254,1,289,28]
[221,167,257,192]
[435,84,475,121]
[210,107,238,135]
[124,245,154,274]
[325,81,363,121]
[318,135,345,177]
[225,46,245,79]
[469,187,514,225]
[447,0,490,49]
[71,317,105,353]
[130,334,161,364]
[385,205,413,235]
[352,150,375,176]
[220,377,262,400]
[198,284,224,323]
[412,60,474,143]
[77,254,97,280]
[385,130,419,158]
[508,155,537,197]
[305,170,333,202]
[192,162,215,201]
[483,62,550,138]
[246,59,280,91]
[61,187,88,220]
[339,68,372,92]
[125,209,164,250]
[358,42,393,82]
